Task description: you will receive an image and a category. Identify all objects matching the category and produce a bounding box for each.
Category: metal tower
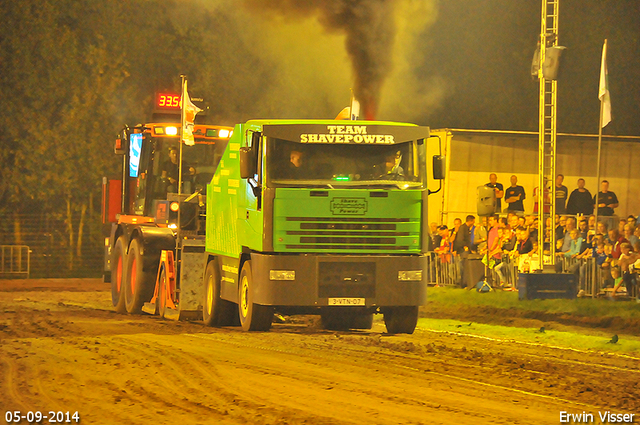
[536,0,560,269]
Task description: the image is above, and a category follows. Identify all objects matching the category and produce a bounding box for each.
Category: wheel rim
[129,256,137,295]
[206,274,214,315]
[159,271,166,312]
[116,255,123,292]
[240,275,249,319]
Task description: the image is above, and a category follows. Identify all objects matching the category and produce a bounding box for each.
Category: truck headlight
[398,270,422,281]
[270,270,295,281]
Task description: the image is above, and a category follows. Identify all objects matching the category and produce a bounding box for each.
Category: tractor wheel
[123,238,156,314]
[238,261,273,331]
[383,306,419,334]
[203,260,237,326]
[110,237,127,314]
[158,267,168,319]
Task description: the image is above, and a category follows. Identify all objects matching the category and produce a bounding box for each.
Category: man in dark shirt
[516,229,534,255]
[504,175,526,213]
[453,215,474,254]
[594,180,619,217]
[485,173,504,212]
[566,178,594,215]
[555,174,568,214]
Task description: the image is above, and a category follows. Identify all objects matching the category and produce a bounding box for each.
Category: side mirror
[432,155,445,180]
[239,147,256,179]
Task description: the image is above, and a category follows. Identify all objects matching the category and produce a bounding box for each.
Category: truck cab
[203,119,442,333]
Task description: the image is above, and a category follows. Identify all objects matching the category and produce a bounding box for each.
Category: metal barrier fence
[0,245,30,278]
[429,252,631,298]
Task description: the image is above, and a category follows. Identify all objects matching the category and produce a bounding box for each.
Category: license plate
[328,298,365,306]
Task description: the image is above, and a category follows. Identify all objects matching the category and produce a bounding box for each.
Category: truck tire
[321,309,373,330]
[238,261,273,331]
[110,237,127,314]
[203,260,237,326]
[383,306,419,334]
[124,238,156,314]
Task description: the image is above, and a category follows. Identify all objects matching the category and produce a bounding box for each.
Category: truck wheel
[203,260,237,326]
[383,306,419,334]
[124,238,156,314]
[110,236,127,314]
[238,261,273,331]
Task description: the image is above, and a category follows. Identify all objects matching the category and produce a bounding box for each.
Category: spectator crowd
[430,174,639,297]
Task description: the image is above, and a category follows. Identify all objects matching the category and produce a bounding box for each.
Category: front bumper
[250,253,427,307]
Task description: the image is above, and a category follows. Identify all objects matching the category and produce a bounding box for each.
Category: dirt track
[1,279,639,425]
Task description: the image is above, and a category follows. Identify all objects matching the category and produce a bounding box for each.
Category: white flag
[181,80,202,146]
[350,98,360,121]
[598,40,611,128]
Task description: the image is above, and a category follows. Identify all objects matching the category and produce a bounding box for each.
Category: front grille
[286,244,409,250]
[318,262,376,298]
[281,216,416,252]
[300,223,396,230]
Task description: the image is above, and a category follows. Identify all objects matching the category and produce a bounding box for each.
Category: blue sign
[129,133,143,177]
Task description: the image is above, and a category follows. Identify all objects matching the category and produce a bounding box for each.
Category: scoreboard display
[156,93,180,109]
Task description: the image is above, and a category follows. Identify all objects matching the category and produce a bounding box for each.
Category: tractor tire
[203,260,237,326]
[383,306,419,334]
[158,267,168,319]
[110,236,127,314]
[238,261,273,332]
[123,238,156,314]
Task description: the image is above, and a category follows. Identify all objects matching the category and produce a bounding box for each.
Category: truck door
[237,129,264,251]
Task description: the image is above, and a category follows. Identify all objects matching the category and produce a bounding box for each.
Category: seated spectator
[596,221,608,239]
[611,243,638,296]
[519,240,540,273]
[511,228,534,273]
[578,219,589,240]
[494,227,517,286]
[564,229,584,259]
[608,229,629,260]
[561,217,577,252]
[609,266,623,294]
[555,215,565,242]
[634,226,640,252]
[623,224,639,252]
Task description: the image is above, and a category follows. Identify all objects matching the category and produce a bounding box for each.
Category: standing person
[453,216,474,287]
[504,175,526,214]
[594,180,619,217]
[454,215,474,255]
[429,222,441,251]
[485,173,504,213]
[532,181,550,214]
[555,174,568,214]
[566,178,594,216]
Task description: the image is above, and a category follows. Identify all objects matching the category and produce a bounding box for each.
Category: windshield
[266,138,425,189]
[150,138,225,197]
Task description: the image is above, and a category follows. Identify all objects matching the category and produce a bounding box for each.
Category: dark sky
[419,0,640,135]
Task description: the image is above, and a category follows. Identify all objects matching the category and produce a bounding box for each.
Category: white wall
[437,130,640,227]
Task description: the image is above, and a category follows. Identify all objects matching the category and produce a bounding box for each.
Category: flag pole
[179,74,186,197]
[594,87,603,236]
[594,38,608,246]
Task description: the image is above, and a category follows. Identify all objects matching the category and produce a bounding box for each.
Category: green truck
[202,119,441,333]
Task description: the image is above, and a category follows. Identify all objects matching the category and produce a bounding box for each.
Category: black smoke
[243,0,395,120]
